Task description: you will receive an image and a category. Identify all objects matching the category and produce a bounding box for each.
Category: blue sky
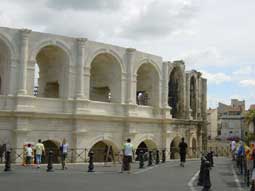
[0,0,254,109]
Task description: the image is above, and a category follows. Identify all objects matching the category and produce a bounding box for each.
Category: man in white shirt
[122,138,133,173]
[35,139,45,168]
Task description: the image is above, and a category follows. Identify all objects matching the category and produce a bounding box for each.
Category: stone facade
[0,26,207,162]
[207,108,218,139]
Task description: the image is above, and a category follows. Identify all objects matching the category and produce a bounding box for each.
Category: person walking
[35,139,45,168]
[60,138,68,170]
[231,140,236,160]
[122,138,133,174]
[237,141,245,175]
[179,137,188,167]
[25,144,33,167]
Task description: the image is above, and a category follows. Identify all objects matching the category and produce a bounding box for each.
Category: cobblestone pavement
[0,158,244,191]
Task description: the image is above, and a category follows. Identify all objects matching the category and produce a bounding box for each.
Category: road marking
[188,170,199,191]
[231,165,242,191]
[133,166,156,174]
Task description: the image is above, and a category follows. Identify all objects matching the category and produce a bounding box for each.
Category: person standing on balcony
[179,137,188,167]
[35,139,45,168]
[60,138,68,170]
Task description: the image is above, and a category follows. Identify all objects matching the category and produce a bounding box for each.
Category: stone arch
[89,52,122,103]
[133,134,159,149]
[0,33,17,59]
[190,75,197,119]
[30,39,73,62]
[87,48,125,73]
[31,41,71,98]
[136,62,160,106]
[0,34,14,95]
[42,139,60,163]
[134,59,161,78]
[88,137,120,162]
[168,65,185,119]
[170,136,182,159]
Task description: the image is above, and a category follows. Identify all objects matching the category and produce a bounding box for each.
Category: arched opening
[42,140,60,164]
[190,76,197,119]
[136,63,159,106]
[89,140,119,162]
[90,53,122,103]
[0,38,11,95]
[191,138,197,158]
[136,140,157,161]
[170,136,181,159]
[168,67,183,118]
[35,45,69,98]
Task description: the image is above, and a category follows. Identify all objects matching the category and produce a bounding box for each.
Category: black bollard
[197,156,206,186]
[88,151,94,172]
[47,150,54,172]
[156,150,160,165]
[139,150,144,169]
[162,149,166,163]
[202,161,211,191]
[4,150,11,172]
[148,151,153,166]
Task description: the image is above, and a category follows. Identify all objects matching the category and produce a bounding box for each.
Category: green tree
[245,109,255,137]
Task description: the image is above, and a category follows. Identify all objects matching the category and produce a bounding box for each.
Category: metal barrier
[0,146,232,164]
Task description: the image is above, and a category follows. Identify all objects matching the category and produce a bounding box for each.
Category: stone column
[76,38,87,99]
[162,62,169,108]
[17,29,31,95]
[186,73,192,119]
[126,48,136,104]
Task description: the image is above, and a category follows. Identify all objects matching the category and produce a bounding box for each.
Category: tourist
[179,137,188,167]
[25,144,33,166]
[122,138,133,173]
[35,139,45,168]
[237,141,245,175]
[231,140,236,160]
[60,138,68,170]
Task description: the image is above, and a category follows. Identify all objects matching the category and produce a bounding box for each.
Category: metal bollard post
[4,151,11,172]
[47,150,54,172]
[162,149,166,163]
[148,151,153,166]
[156,150,159,165]
[202,161,211,191]
[197,156,206,186]
[247,169,250,187]
[88,151,94,172]
[139,150,144,169]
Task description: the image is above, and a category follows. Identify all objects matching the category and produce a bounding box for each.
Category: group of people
[25,138,69,170]
[120,137,188,173]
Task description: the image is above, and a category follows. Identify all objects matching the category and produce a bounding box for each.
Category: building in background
[218,99,245,140]
[207,108,218,140]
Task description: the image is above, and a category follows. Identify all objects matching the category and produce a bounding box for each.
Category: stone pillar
[162,62,169,108]
[126,48,136,104]
[186,73,192,119]
[76,38,87,99]
[17,29,31,95]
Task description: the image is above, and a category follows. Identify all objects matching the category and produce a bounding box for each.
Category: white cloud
[240,80,255,87]
[201,71,231,84]
[182,47,228,70]
[233,65,255,75]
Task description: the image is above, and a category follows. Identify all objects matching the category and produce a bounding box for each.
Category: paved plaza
[0,157,245,191]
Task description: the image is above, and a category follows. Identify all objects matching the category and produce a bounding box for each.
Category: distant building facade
[218,99,245,139]
[207,108,218,139]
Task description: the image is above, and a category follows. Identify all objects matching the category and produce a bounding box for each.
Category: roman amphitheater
[0,26,207,162]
